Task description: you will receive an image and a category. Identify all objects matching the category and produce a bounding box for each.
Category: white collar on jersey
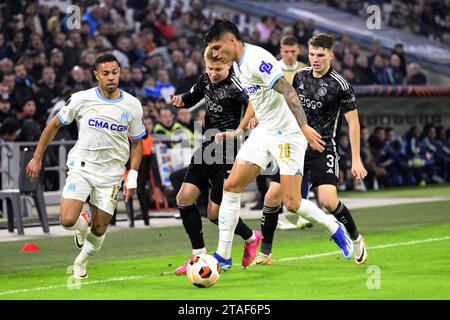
[278,60,299,71]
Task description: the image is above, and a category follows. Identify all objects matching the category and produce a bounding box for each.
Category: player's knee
[59,215,77,228]
[284,197,300,213]
[176,191,195,206]
[223,178,243,193]
[90,224,107,237]
[264,191,282,207]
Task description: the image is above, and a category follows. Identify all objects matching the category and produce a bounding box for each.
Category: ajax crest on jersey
[318,87,327,97]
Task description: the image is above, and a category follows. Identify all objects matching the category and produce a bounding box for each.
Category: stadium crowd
[0,0,448,201]
[311,0,450,47]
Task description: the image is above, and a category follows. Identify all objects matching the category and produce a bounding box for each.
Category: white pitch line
[1,236,449,296]
[276,236,450,262]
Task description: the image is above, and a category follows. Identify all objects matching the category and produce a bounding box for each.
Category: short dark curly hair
[204,19,241,43]
[308,33,334,50]
[94,53,121,70]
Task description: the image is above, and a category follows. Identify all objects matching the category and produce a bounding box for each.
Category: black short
[268,170,280,183]
[183,149,233,205]
[304,148,340,188]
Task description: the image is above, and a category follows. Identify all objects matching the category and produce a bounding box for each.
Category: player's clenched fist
[170,95,185,108]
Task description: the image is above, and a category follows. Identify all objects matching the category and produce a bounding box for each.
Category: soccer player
[253,33,369,265]
[274,35,312,231]
[171,47,261,274]
[26,53,145,278]
[290,33,368,264]
[204,19,353,271]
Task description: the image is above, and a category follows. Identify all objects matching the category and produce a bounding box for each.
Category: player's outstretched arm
[272,77,325,152]
[26,115,64,182]
[124,138,143,202]
[344,109,367,180]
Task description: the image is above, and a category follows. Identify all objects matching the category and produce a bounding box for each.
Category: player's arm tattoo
[273,77,308,128]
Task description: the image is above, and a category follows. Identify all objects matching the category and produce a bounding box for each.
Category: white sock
[216,191,241,259]
[245,230,256,244]
[62,215,88,232]
[296,216,310,224]
[192,247,207,255]
[75,232,106,264]
[296,199,338,235]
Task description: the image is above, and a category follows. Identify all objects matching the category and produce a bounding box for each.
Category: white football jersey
[57,87,146,174]
[233,43,301,135]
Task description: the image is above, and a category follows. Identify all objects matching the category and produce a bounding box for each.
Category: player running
[171,47,261,274]
[294,33,367,264]
[204,19,354,271]
[26,53,145,278]
[253,33,368,266]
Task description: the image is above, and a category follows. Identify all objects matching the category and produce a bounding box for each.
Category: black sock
[178,204,204,249]
[260,205,279,255]
[331,202,359,241]
[210,218,253,240]
[234,218,253,241]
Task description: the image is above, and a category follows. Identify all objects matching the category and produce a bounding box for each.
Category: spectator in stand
[82,4,106,37]
[119,66,139,97]
[255,16,273,43]
[169,50,186,86]
[11,63,36,112]
[342,68,356,85]
[371,55,389,84]
[129,66,144,98]
[0,98,13,122]
[421,124,449,183]
[156,68,175,104]
[173,108,195,147]
[406,62,427,85]
[0,117,21,143]
[342,52,356,73]
[5,30,25,63]
[155,10,175,40]
[175,60,199,94]
[387,54,405,85]
[0,57,14,75]
[141,9,164,46]
[49,48,66,82]
[65,65,91,92]
[112,35,132,68]
[368,40,382,66]
[1,72,15,100]
[153,107,178,148]
[355,55,376,85]
[35,66,63,125]
[392,43,407,77]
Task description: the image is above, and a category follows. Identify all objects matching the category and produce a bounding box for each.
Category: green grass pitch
[0,186,449,300]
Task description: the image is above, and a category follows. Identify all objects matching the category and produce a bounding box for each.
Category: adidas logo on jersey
[327,168,334,174]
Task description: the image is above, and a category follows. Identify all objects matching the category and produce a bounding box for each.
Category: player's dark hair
[280,35,298,47]
[308,33,334,50]
[204,19,241,43]
[94,53,121,70]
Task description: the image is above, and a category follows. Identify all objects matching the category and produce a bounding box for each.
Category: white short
[62,168,122,215]
[237,126,308,175]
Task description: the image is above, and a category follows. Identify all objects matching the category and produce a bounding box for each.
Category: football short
[62,166,123,215]
[237,126,307,175]
[304,148,340,188]
[183,146,233,205]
